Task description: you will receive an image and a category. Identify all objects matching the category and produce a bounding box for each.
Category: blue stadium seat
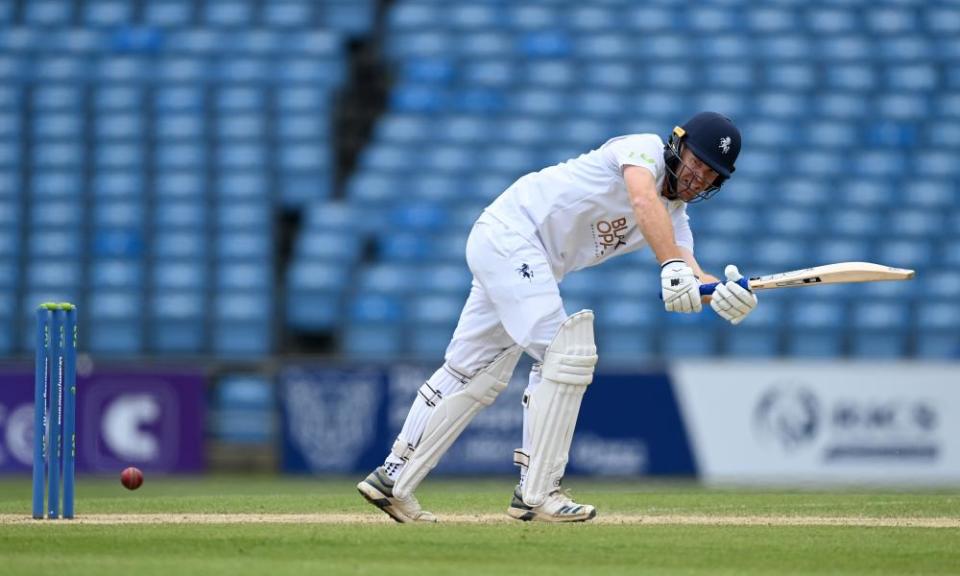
[818,94,871,120]
[110,28,163,57]
[662,326,717,357]
[87,291,143,355]
[853,301,910,331]
[277,114,330,141]
[217,232,272,260]
[29,230,83,258]
[877,240,934,269]
[432,233,469,262]
[0,259,17,289]
[217,115,266,140]
[342,324,402,359]
[826,65,877,92]
[724,328,780,357]
[154,231,206,259]
[752,240,807,269]
[402,58,455,85]
[349,294,404,323]
[0,228,20,259]
[905,180,956,208]
[34,113,83,139]
[408,327,455,361]
[153,261,207,290]
[921,271,960,298]
[785,331,845,358]
[463,60,515,87]
[828,210,884,236]
[286,296,341,332]
[154,114,205,140]
[216,292,271,323]
[915,302,960,358]
[26,1,74,26]
[263,1,316,28]
[214,322,272,357]
[816,239,873,263]
[218,262,271,291]
[851,332,908,359]
[805,122,858,149]
[281,175,332,207]
[388,203,450,231]
[378,233,432,262]
[94,201,144,228]
[408,295,462,325]
[145,1,192,26]
[288,262,350,293]
[85,1,135,26]
[217,174,268,200]
[204,0,254,27]
[154,201,207,229]
[91,259,143,289]
[218,201,271,230]
[95,114,144,140]
[322,3,376,37]
[0,170,19,199]
[767,208,821,235]
[421,265,472,294]
[358,263,416,294]
[28,261,82,289]
[807,7,857,34]
[596,300,659,328]
[505,5,560,30]
[298,231,362,262]
[596,328,656,365]
[423,147,472,172]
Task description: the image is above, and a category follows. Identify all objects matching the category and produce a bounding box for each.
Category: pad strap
[417,381,443,407]
[393,346,523,498]
[391,439,415,461]
[513,448,530,469]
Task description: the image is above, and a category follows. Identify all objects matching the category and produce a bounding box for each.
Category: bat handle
[699,277,750,295]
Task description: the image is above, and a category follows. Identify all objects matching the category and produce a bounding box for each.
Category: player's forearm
[629,189,683,264]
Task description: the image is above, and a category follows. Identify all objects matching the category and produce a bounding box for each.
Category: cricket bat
[699,262,916,295]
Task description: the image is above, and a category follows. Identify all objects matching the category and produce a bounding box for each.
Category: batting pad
[393,345,522,499]
[522,310,598,507]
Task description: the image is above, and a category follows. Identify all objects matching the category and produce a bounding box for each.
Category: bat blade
[699,262,915,295]
[748,262,915,291]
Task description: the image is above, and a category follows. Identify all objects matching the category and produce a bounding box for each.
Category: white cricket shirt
[483,134,694,280]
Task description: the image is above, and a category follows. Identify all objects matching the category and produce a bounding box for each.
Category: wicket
[32,302,78,520]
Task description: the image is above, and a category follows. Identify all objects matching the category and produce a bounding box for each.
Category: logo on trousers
[516,263,534,281]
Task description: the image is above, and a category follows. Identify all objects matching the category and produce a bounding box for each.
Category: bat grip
[699,277,750,295]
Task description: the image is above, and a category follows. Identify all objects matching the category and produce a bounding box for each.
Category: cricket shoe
[507,485,597,523]
[356,467,437,523]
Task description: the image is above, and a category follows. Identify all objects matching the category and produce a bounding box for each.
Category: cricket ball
[121,467,144,490]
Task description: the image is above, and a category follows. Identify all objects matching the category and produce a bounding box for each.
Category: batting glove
[660,259,702,313]
[710,264,758,325]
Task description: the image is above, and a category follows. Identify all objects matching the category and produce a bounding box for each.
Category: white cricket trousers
[384,212,568,477]
[446,212,568,375]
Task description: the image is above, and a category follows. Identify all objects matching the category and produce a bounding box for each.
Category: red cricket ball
[120,467,144,490]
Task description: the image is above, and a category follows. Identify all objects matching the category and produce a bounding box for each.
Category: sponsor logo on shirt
[592,217,629,256]
[628,151,657,166]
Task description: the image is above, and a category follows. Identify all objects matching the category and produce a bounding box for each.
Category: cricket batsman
[358,111,758,522]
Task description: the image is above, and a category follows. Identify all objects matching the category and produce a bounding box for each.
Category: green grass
[1,476,959,576]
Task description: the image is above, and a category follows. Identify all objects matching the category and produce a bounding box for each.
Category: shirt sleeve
[603,134,665,180]
[672,206,694,253]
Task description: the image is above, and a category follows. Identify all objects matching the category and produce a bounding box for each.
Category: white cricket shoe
[357,467,437,523]
[507,485,597,523]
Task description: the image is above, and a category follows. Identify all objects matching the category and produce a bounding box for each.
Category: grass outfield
[0,476,958,575]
